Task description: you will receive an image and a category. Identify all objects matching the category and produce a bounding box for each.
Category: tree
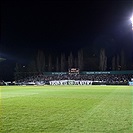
[36,50,45,73]
[56,57,59,72]
[78,49,84,70]
[61,53,66,71]
[74,57,78,68]
[68,52,73,69]
[120,50,126,70]
[112,56,115,70]
[116,54,120,70]
[14,63,23,80]
[99,48,107,71]
[27,60,37,76]
[48,54,52,72]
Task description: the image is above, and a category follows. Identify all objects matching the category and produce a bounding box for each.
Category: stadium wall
[43,70,133,75]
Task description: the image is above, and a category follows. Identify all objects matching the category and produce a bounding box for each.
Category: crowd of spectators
[16,73,133,85]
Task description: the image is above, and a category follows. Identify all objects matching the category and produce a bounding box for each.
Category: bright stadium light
[131,15,133,30]
[131,16,133,23]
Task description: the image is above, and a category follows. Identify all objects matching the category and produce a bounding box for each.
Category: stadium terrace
[1,70,132,86]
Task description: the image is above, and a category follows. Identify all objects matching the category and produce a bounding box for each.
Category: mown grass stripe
[1,85,132,132]
[0,86,2,132]
[132,86,133,131]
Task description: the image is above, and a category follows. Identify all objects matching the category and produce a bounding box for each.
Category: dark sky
[1,0,133,80]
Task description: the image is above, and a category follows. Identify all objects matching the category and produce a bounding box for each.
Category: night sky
[1,0,133,80]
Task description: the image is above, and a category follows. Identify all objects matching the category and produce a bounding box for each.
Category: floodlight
[131,16,133,24]
[131,15,133,30]
[0,57,6,62]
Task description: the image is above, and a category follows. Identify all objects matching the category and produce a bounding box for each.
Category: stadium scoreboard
[68,68,79,74]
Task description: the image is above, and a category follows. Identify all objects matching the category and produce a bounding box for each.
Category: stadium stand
[15,73,133,86]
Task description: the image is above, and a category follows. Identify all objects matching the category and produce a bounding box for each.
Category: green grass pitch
[0,85,133,133]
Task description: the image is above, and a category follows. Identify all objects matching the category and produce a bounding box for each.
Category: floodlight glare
[131,16,133,30]
[131,16,133,23]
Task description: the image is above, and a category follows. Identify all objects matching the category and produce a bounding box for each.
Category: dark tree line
[14,49,84,80]
[14,48,128,80]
